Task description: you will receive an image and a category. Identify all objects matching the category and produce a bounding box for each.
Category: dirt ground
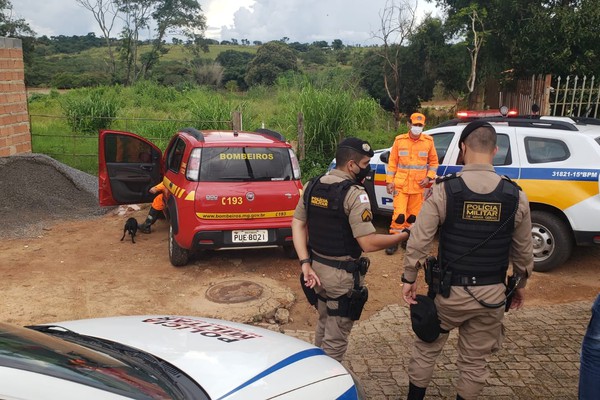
[1,209,599,331]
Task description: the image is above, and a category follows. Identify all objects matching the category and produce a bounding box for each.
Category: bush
[61,89,121,134]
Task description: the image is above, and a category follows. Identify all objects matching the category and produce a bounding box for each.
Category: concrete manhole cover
[205,280,264,304]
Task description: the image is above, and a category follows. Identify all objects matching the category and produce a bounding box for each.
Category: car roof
[178,128,290,147]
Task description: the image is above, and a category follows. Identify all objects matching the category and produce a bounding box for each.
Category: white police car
[354,112,600,272]
[0,315,363,399]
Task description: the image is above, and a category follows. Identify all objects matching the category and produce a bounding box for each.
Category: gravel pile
[0,153,110,239]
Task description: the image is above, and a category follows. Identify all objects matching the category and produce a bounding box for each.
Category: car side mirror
[380,150,390,164]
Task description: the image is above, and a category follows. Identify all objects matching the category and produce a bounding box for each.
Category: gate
[494,74,552,116]
[550,75,600,118]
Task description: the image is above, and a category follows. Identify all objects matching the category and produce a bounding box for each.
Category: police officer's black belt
[311,253,358,273]
[451,273,504,286]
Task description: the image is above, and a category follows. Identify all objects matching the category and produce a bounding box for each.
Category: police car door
[98,130,163,206]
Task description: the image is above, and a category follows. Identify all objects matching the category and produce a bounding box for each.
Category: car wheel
[531,210,573,272]
[169,224,189,267]
[283,244,297,259]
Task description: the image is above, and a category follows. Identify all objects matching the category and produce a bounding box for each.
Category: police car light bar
[457,109,518,118]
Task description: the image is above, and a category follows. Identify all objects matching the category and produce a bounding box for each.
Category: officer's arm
[386,140,398,184]
[291,217,310,261]
[427,141,439,180]
[356,231,408,253]
[510,192,534,288]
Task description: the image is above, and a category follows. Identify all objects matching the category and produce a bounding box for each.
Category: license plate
[232,230,268,243]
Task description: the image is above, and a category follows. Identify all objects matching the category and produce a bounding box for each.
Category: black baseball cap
[338,137,374,157]
[410,294,442,343]
[458,120,495,149]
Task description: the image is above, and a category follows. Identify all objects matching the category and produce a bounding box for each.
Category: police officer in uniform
[401,121,534,400]
[292,137,410,362]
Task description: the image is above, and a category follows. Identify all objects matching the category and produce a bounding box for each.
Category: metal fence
[550,75,600,118]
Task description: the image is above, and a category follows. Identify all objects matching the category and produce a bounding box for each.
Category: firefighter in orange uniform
[385,113,439,255]
[139,182,167,233]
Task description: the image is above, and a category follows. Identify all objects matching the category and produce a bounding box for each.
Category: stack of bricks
[0,37,30,157]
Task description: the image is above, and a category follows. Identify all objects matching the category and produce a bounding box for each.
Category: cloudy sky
[11,0,440,46]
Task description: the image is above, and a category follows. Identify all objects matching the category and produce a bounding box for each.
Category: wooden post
[297,112,305,160]
[232,111,242,131]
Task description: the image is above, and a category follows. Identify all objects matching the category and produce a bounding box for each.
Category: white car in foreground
[0,315,363,400]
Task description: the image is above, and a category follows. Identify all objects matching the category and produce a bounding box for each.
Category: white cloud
[10,0,439,44]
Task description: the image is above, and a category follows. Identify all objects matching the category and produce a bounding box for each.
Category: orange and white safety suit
[386,132,439,234]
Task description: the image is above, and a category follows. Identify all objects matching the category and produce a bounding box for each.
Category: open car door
[98,130,163,206]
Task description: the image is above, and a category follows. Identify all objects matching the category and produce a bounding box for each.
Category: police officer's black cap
[410,294,442,343]
[458,120,495,149]
[338,137,374,157]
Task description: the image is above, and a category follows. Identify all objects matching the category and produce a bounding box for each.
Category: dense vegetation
[4,0,600,176]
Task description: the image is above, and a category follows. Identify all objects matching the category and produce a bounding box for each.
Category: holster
[300,273,318,309]
[424,256,451,298]
[504,275,519,312]
[327,287,369,321]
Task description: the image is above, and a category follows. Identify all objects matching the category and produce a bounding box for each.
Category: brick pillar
[0,37,31,157]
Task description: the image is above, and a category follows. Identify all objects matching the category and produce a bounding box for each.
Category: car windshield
[199,147,293,182]
[0,323,201,399]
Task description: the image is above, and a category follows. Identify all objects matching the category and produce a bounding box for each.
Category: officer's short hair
[336,137,374,166]
[459,120,496,153]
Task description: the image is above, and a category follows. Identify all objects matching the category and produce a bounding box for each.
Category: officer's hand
[402,282,418,305]
[302,264,321,289]
[510,288,526,310]
[386,183,395,194]
[418,177,431,188]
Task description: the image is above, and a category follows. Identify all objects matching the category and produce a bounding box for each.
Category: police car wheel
[282,245,297,259]
[531,210,573,272]
[169,224,189,267]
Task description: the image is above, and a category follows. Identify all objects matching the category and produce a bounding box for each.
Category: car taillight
[289,149,301,180]
[186,148,201,181]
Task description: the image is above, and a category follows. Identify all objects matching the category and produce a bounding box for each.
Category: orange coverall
[386,132,439,233]
[151,182,166,211]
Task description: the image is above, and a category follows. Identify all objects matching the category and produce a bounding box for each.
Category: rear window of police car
[198,147,293,182]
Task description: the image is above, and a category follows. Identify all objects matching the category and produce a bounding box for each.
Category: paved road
[287,301,593,400]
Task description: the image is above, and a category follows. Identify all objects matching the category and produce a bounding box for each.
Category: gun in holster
[300,272,318,309]
[424,256,452,298]
[504,275,521,312]
[346,286,369,321]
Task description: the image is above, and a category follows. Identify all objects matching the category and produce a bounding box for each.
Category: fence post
[543,74,552,116]
[297,112,305,161]
[232,111,242,131]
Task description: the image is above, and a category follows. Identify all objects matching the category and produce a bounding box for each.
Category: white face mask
[411,126,424,135]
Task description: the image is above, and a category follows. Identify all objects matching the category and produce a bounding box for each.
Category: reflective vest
[304,177,362,259]
[439,176,519,277]
[386,133,439,193]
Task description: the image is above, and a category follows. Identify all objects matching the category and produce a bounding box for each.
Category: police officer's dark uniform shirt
[404,164,534,289]
[294,169,376,248]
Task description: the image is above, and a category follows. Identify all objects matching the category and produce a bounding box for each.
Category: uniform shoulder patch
[361,209,373,222]
[435,173,457,184]
[358,193,370,204]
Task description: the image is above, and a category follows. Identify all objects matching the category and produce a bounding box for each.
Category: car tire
[283,244,297,259]
[531,210,573,272]
[169,224,189,267]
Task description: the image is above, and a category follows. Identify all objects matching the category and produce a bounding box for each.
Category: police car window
[493,134,512,166]
[431,132,454,163]
[166,138,186,173]
[199,147,293,182]
[525,137,570,163]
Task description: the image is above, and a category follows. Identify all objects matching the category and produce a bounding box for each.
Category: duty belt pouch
[299,273,318,309]
[347,286,369,321]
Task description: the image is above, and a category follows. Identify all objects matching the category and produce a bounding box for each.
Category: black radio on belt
[357,257,370,275]
[424,256,451,298]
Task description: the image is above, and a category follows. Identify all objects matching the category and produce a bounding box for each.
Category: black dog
[121,217,138,243]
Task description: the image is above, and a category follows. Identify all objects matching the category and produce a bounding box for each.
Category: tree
[373,0,418,128]
[0,0,34,37]
[140,0,207,79]
[216,49,254,90]
[75,0,119,79]
[332,39,344,50]
[118,0,153,85]
[245,41,298,86]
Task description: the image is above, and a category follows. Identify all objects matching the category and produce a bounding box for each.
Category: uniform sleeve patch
[361,209,373,222]
[359,193,370,203]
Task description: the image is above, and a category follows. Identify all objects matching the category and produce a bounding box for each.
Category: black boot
[456,395,465,400]
[407,382,426,400]
[139,216,153,233]
[385,244,398,255]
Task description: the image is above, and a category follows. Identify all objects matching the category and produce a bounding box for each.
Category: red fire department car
[98,127,303,266]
